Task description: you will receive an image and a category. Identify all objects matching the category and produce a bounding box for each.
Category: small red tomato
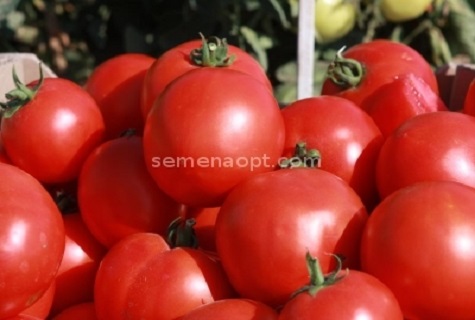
[85,53,155,139]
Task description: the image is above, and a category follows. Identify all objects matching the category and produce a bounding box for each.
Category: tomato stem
[189,33,236,67]
[279,141,321,169]
[167,217,199,249]
[327,46,365,88]
[0,64,44,118]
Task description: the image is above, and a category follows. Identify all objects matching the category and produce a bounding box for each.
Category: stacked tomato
[1,34,475,320]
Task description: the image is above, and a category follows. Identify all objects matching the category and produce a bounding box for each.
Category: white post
[297,0,316,100]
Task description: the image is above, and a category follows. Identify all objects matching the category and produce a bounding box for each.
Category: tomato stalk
[0,64,44,118]
[327,46,365,89]
[279,141,321,168]
[189,33,236,67]
[291,251,348,298]
[167,217,199,248]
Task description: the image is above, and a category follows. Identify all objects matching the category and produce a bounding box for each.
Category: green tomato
[380,0,432,22]
[315,0,357,44]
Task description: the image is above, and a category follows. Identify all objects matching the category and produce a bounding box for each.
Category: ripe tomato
[321,39,438,107]
[380,0,432,22]
[49,213,106,316]
[361,73,447,138]
[51,303,97,320]
[281,95,384,210]
[376,111,475,199]
[94,233,236,320]
[315,0,356,44]
[183,206,220,253]
[78,134,181,248]
[141,35,272,118]
[0,163,65,318]
[1,73,105,184]
[215,168,368,307]
[143,67,285,208]
[84,53,155,140]
[462,78,475,116]
[179,298,279,320]
[361,181,475,319]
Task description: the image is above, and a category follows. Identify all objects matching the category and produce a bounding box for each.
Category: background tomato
[51,302,97,320]
[314,0,356,44]
[84,53,155,140]
[380,0,432,22]
[0,163,65,318]
[361,181,475,319]
[462,79,475,116]
[182,206,220,253]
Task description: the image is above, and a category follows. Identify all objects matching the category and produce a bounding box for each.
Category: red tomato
[78,134,181,248]
[462,78,475,116]
[281,96,384,210]
[179,298,278,320]
[141,35,272,118]
[0,134,11,164]
[215,168,368,307]
[1,75,105,184]
[0,163,65,318]
[85,53,155,139]
[51,302,97,320]
[94,233,236,319]
[183,206,220,252]
[143,67,285,208]
[49,213,106,316]
[376,111,475,199]
[17,280,55,319]
[361,181,475,319]
[361,73,447,138]
[321,40,438,107]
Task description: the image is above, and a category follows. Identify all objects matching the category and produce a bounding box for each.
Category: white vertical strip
[297,0,316,100]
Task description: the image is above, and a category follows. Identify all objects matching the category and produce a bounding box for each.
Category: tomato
[141,35,272,118]
[1,71,105,184]
[94,232,236,320]
[48,213,106,316]
[376,111,475,199]
[0,134,11,164]
[361,73,447,138]
[278,253,403,320]
[183,206,220,253]
[215,168,368,307]
[0,163,65,318]
[462,78,475,116]
[51,303,97,320]
[84,53,155,140]
[281,95,384,210]
[315,0,356,44]
[361,181,475,319]
[78,134,181,248]
[321,39,438,107]
[17,280,55,319]
[380,0,432,22]
[179,298,279,320]
[143,67,285,208]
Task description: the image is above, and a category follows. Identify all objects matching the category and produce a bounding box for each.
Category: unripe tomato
[315,0,356,44]
[380,0,432,22]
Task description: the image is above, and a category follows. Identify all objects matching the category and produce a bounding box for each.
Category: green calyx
[327,46,365,89]
[167,217,199,249]
[0,64,44,118]
[291,251,348,298]
[190,33,236,67]
[279,141,322,169]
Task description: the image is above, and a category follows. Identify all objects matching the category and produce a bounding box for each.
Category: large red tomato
[85,53,155,139]
[141,35,272,118]
[215,168,368,307]
[321,39,438,107]
[0,163,65,318]
[1,72,105,184]
[94,233,236,320]
[143,67,285,208]
[78,134,181,248]
[376,111,475,199]
[281,95,384,210]
[361,181,475,319]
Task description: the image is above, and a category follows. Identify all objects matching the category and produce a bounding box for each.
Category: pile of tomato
[1,33,475,320]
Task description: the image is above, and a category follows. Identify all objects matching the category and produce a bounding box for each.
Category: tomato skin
[361,181,475,319]
[144,67,285,208]
[78,135,181,248]
[48,213,106,316]
[321,40,438,107]
[17,280,55,318]
[0,134,11,164]
[361,73,447,138]
[1,78,105,184]
[51,303,97,320]
[179,298,278,320]
[462,79,475,116]
[281,96,384,210]
[141,39,272,118]
[278,270,403,320]
[184,206,220,253]
[215,168,368,307]
[94,233,236,320]
[376,111,475,199]
[0,163,65,318]
[85,53,155,140]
